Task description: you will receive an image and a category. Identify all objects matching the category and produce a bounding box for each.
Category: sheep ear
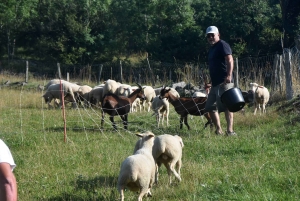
[136,83,142,89]
[145,131,155,138]
[136,133,143,138]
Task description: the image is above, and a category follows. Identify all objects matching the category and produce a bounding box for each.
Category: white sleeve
[0,139,16,171]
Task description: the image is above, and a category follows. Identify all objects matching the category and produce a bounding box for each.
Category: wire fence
[1,47,299,98]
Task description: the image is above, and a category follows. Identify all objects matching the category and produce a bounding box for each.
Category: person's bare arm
[0,162,17,201]
[224,54,234,83]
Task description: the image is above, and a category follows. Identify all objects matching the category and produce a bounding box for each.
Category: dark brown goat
[159,87,213,130]
[101,84,145,130]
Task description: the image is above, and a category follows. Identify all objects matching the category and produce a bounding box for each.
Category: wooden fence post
[271,54,279,93]
[57,63,62,79]
[146,53,155,86]
[284,49,293,100]
[278,55,283,95]
[67,73,69,82]
[235,58,239,88]
[25,61,29,83]
[88,65,91,83]
[98,64,103,84]
[120,60,123,83]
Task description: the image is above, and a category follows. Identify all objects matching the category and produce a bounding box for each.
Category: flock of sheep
[40,78,270,200]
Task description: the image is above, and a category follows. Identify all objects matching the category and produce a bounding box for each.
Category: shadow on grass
[42,175,118,201]
[74,175,116,191]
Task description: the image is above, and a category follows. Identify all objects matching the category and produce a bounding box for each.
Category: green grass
[0,87,300,201]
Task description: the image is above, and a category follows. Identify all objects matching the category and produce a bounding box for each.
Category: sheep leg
[253,102,258,115]
[118,187,125,201]
[168,162,182,184]
[101,112,105,129]
[147,102,151,112]
[166,111,169,127]
[176,159,182,179]
[155,162,162,184]
[121,115,128,130]
[109,116,117,130]
[179,117,184,129]
[138,186,149,201]
[204,113,213,129]
[157,113,160,128]
[166,163,181,184]
[183,116,190,130]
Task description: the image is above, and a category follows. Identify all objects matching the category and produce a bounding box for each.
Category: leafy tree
[0,0,38,60]
[280,0,300,47]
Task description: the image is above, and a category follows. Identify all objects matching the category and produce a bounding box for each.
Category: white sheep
[151,96,169,127]
[77,85,92,107]
[117,83,133,96]
[88,85,104,107]
[117,131,156,201]
[192,91,207,98]
[154,87,180,98]
[42,82,76,109]
[140,86,156,112]
[102,79,120,98]
[131,97,142,112]
[44,79,66,89]
[134,134,184,185]
[249,82,270,115]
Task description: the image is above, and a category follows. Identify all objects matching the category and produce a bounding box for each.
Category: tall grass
[0,86,299,201]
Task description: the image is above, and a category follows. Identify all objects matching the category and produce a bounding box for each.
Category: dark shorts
[204,83,234,113]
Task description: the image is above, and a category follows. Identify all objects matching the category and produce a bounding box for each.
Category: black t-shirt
[208,40,232,86]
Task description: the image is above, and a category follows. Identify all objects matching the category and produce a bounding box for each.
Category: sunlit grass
[0,86,299,200]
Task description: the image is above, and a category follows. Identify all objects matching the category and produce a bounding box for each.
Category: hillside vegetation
[0,0,299,66]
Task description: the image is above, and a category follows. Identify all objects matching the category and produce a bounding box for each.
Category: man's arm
[0,162,17,201]
[224,54,234,83]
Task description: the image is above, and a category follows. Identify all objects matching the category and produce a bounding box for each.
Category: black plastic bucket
[221,87,245,112]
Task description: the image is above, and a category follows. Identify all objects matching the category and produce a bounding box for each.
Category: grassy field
[0,84,299,201]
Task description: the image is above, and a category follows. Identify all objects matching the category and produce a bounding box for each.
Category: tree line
[0,0,299,67]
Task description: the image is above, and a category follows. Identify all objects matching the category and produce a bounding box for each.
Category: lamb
[131,97,142,112]
[133,134,184,185]
[101,84,145,130]
[151,96,170,127]
[141,86,156,112]
[249,82,270,115]
[159,86,213,129]
[117,131,156,201]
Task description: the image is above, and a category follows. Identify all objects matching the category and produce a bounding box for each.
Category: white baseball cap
[206,26,219,34]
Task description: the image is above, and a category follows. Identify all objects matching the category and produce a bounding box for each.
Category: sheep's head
[249,82,258,90]
[159,86,171,99]
[136,131,155,147]
[135,83,146,100]
[42,94,51,104]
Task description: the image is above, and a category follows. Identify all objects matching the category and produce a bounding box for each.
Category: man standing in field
[0,139,18,201]
[204,26,236,136]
